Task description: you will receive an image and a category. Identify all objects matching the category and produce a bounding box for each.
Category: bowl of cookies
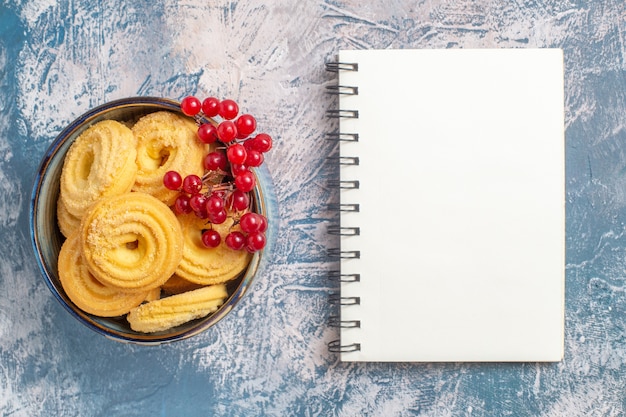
[29,96,275,344]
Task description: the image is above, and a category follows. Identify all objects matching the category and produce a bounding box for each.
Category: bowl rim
[29,96,271,345]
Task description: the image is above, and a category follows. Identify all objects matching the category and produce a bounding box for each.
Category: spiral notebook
[327,48,565,362]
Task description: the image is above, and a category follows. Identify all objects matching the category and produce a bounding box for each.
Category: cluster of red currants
[162,96,273,252]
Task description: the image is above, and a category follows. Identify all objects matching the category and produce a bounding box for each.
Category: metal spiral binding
[326,85,359,95]
[326,156,358,165]
[329,292,361,305]
[327,180,359,189]
[328,271,361,282]
[326,59,362,356]
[326,156,359,166]
[326,132,359,142]
[328,340,361,353]
[325,62,359,72]
[328,203,359,212]
[328,226,360,236]
[329,316,361,328]
[328,248,360,259]
[326,109,359,119]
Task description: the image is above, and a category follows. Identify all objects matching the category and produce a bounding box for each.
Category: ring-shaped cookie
[80,192,183,292]
[60,120,137,218]
[58,233,150,317]
[131,111,207,205]
[175,213,252,285]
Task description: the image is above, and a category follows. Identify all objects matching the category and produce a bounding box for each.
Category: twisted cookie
[132,111,207,205]
[127,284,228,333]
[60,120,137,219]
[80,192,183,292]
[175,213,252,286]
[58,233,149,317]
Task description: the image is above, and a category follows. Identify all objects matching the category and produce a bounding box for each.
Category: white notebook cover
[336,48,565,362]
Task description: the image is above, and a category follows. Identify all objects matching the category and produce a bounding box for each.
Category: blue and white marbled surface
[1,0,625,415]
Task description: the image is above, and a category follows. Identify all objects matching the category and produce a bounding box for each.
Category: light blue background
[1,1,625,416]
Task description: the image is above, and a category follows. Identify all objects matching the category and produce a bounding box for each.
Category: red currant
[250,133,272,152]
[227,189,249,211]
[230,163,248,176]
[201,229,221,248]
[244,149,263,167]
[209,209,227,224]
[204,151,228,172]
[239,212,262,234]
[202,97,220,117]
[174,96,272,247]
[235,170,256,192]
[205,194,225,215]
[227,144,247,165]
[225,231,246,250]
[246,231,266,252]
[218,99,239,120]
[189,193,208,213]
[197,123,218,144]
[180,96,202,116]
[174,194,192,215]
[235,114,256,137]
[182,174,203,194]
[217,120,238,142]
[163,170,182,190]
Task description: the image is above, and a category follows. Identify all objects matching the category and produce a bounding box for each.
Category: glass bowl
[29,96,276,344]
